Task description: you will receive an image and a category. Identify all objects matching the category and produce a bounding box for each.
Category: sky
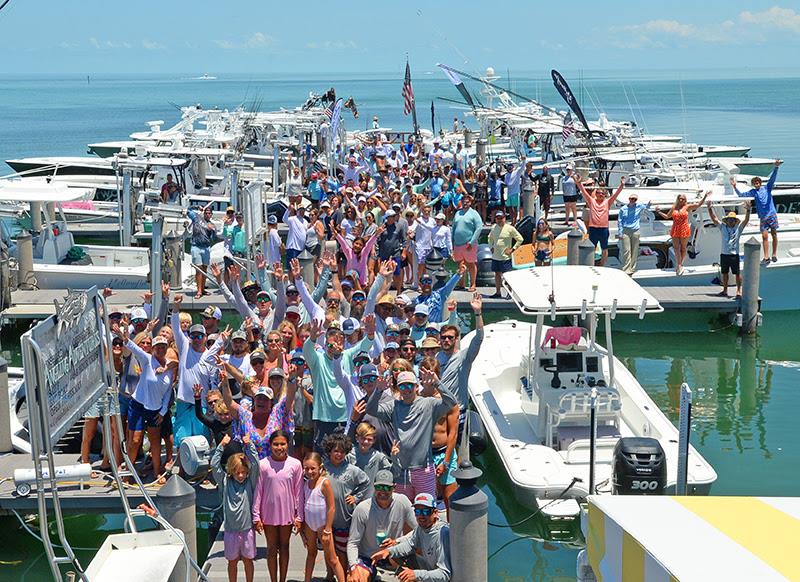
[1,1,800,75]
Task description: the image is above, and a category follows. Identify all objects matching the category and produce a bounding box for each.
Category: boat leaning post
[156,472,197,582]
[449,430,488,582]
[578,239,595,266]
[567,229,582,265]
[739,237,762,335]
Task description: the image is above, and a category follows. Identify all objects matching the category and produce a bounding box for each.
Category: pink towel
[61,201,96,211]
[542,327,583,348]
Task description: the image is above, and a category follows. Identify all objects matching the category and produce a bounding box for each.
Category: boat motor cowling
[611,437,666,495]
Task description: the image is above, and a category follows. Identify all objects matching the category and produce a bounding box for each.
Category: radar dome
[485,67,495,77]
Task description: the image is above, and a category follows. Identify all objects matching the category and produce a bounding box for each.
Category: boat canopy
[0,180,92,203]
[587,495,800,581]
[117,156,189,168]
[147,146,234,158]
[503,266,663,316]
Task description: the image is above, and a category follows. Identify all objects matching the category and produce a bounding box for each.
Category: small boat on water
[463,266,717,510]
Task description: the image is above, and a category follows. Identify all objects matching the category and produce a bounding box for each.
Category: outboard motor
[611,437,666,495]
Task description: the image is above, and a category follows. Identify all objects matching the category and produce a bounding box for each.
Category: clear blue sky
[1,0,799,75]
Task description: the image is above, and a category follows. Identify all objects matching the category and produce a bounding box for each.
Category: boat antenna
[0,0,13,14]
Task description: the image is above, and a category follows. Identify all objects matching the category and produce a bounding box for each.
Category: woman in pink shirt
[577,175,625,266]
[253,429,303,582]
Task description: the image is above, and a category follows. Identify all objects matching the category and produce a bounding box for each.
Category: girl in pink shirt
[253,430,303,582]
[335,229,379,285]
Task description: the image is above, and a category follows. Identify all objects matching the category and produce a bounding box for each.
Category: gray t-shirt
[347,447,393,485]
[366,384,457,470]
[347,494,416,564]
[389,521,452,582]
[323,460,373,529]
[210,442,260,532]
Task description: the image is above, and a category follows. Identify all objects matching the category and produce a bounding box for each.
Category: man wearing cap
[305,315,377,453]
[307,172,322,204]
[347,470,416,582]
[187,205,218,299]
[370,492,451,582]
[128,306,150,336]
[219,329,255,393]
[338,363,396,455]
[733,159,783,263]
[488,210,523,298]
[707,200,751,297]
[170,294,228,450]
[282,201,309,266]
[339,155,370,185]
[200,305,222,335]
[377,209,408,293]
[451,195,483,292]
[227,211,247,258]
[415,262,465,324]
[536,166,555,221]
[366,371,457,500]
[616,192,651,275]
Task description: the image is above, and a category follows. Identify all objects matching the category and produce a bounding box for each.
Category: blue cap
[359,363,378,378]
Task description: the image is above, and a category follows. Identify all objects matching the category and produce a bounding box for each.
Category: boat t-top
[463,266,717,509]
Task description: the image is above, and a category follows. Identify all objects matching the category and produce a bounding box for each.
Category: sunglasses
[352,294,366,301]
[398,382,415,392]
[190,333,206,340]
[360,375,378,384]
[327,299,340,305]
[425,328,439,334]
[404,306,415,312]
[386,331,399,337]
[251,359,265,365]
[109,313,123,320]
[290,358,306,366]
[286,291,300,297]
[257,297,271,303]
[267,338,282,344]
[414,507,434,516]
[132,318,147,325]
[440,334,456,340]
[374,484,393,492]
[420,278,433,285]
[354,358,370,366]
[401,347,415,353]
[326,342,336,349]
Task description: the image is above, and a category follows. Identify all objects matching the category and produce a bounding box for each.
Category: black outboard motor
[612,437,666,495]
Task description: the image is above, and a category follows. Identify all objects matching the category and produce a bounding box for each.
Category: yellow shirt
[488,223,523,261]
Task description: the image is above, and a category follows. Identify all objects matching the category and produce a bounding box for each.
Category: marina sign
[21,287,111,449]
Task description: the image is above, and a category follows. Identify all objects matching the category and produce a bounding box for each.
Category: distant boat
[193,73,217,80]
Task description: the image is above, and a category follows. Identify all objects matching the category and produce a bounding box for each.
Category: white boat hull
[464,321,717,508]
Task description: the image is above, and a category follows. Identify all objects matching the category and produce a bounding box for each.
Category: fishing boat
[463,266,717,509]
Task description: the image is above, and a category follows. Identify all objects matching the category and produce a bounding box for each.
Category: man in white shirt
[282,204,308,265]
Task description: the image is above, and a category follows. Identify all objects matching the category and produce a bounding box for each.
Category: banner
[551,69,591,132]
[330,97,344,150]
[438,63,476,109]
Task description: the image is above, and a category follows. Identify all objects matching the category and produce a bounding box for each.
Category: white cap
[384,209,396,218]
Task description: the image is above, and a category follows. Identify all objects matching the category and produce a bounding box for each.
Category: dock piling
[0,358,11,453]
[740,237,761,335]
[449,460,488,582]
[578,239,595,266]
[567,229,582,265]
[156,473,197,582]
[16,232,35,290]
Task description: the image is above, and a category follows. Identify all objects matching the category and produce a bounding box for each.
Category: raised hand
[272,262,285,281]
[255,253,267,271]
[321,250,336,271]
[193,383,203,400]
[174,293,184,307]
[146,317,160,333]
[446,298,457,313]
[219,325,231,342]
[290,258,302,280]
[350,399,366,422]
[209,262,222,281]
[419,366,439,391]
[161,281,171,298]
[309,318,323,341]
[141,291,153,304]
[470,292,483,313]
[379,259,395,278]
[102,287,114,299]
[457,261,467,277]
[362,313,376,336]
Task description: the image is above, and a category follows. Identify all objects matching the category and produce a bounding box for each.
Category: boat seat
[557,424,621,451]
[545,387,621,448]
[788,248,800,257]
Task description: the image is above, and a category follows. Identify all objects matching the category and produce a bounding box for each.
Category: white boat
[464,266,717,509]
[0,179,152,289]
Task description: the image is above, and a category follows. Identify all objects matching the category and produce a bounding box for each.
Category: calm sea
[0,72,799,580]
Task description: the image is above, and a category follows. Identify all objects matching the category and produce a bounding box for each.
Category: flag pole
[405,56,420,140]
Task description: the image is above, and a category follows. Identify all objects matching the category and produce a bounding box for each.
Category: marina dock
[0,453,221,515]
[203,524,401,582]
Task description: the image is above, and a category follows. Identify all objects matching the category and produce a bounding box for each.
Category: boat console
[523,326,622,450]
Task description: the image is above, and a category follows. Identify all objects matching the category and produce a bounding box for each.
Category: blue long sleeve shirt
[736,167,778,218]
[617,202,649,231]
[416,273,461,323]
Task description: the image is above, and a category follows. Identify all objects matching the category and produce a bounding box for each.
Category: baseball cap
[152,336,169,347]
[377,294,395,306]
[326,320,343,334]
[435,212,446,220]
[286,305,301,317]
[249,349,267,362]
[232,329,248,341]
[257,290,271,299]
[254,386,274,399]
[320,200,331,208]
[202,306,222,320]
[414,303,430,316]
[374,470,394,487]
[268,215,278,224]
[241,281,261,294]
[290,349,306,363]
[385,341,400,350]
[286,284,299,294]
[268,367,286,379]
[341,278,353,289]
[130,307,147,321]
[342,318,360,335]
[189,324,206,336]
[383,209,396,218]
[413,492,436,508]
[397,371,417,384]
[495,210,505,218]
[359,363,378,378]
[391,202,402,210]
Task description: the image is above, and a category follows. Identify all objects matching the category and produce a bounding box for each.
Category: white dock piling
[567,229,582,265]
[676,383,692,495]
[740,237,761,335]
[156,474,197,582]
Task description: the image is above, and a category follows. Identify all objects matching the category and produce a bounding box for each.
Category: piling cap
[156,473,195,500]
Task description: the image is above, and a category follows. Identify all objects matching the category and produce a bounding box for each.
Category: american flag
[562,112,575,140]
[323,102,334,119]
[402,61,415,116]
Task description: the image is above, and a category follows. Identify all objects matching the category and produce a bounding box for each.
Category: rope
[11,509,100,552]
[487,478,580,528]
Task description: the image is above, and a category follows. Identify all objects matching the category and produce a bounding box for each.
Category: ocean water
[1,71,799,580]
[1,71,799,180]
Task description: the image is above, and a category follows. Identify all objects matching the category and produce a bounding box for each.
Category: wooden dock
[0,452,221,515]
[645,286,742,311]
[202,524,400,582]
